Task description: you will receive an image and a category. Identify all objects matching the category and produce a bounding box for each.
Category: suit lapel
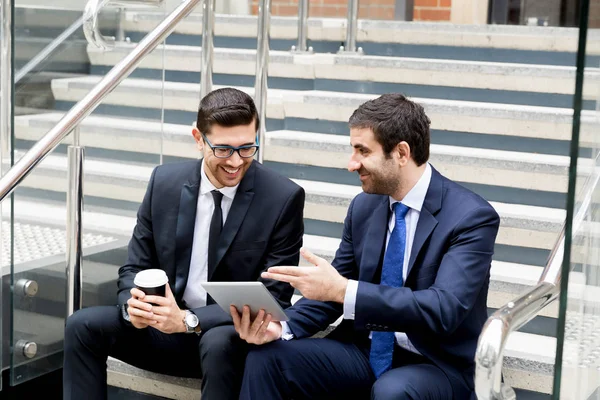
[360,196,390,284]
[208,162,256,280]
[174,160,202,303]
[407,167,443,278]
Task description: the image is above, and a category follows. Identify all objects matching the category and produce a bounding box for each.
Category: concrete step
[16,113,591,195]
[123,11,599,57]
[13,150,568,252]
[48,76,600,147]
[88,43,600,101]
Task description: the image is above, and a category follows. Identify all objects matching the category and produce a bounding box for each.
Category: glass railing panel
[0,0,11,389]
[78,0,167,312]
[9,163,70,385]
[8,0,163,386]
[554,0,600,398]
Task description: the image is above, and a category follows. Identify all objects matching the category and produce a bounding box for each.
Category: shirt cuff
[343,279,359,320]
[280,321,294,340]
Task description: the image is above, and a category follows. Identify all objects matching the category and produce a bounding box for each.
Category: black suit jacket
[285,167,499,399]
[117,160,305,332]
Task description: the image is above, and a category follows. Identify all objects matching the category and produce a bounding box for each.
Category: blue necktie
[369,202,410,378]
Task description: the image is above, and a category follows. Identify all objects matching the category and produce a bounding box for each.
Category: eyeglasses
[201,132,259,159]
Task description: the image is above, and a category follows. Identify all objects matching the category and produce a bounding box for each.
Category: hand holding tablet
[199,281,289,321]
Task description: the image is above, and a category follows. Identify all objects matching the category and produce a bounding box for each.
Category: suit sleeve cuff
[343,279,358,320]
[280,321,294,340]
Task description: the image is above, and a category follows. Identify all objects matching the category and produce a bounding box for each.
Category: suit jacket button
[366,323,372,329]
[384,326,389,330]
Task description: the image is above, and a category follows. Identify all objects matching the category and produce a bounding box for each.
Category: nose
[348,159,361,172]
[226,151,244,168]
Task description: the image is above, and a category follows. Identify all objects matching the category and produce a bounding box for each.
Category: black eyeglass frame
[200,132,260,159]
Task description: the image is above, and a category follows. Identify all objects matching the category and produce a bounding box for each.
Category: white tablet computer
[200,281,289,321]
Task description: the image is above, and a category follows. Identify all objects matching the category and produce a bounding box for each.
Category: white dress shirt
[182,161,239,309]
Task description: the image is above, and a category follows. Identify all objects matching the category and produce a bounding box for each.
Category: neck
[391,162,426,201]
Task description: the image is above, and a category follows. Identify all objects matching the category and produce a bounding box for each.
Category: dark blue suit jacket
[285,166,500,399]
[117,160,305,332]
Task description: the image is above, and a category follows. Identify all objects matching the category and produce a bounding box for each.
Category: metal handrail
[84,0,163,50]
[255,0,270,163]
[474,154,600,400]
[0,0,201,212]
[338,0,362,54]
[200,0,215,99]
[291,0,312,54]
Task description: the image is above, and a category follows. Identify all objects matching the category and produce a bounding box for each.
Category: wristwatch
[121,304,131,322]
[183,310,201,334]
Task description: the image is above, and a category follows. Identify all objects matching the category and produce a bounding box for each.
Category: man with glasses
[63,87,305,400]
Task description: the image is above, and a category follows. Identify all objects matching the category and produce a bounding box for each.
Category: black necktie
[208,190,224,273]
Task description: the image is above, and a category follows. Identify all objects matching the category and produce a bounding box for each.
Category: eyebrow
[213,141,256,147]
[352,143,369,151]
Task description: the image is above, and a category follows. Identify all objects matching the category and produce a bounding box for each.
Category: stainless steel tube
[200,0,215,99]
[0,0,201,204]
[294,0,309,52]
[254,0,271,163]
[345,0,358,52]
[66,130,84,318]
[1,0,13,160]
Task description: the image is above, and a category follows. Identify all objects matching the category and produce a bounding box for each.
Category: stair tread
[50,75,590,119]
[95,42,600,79]
[20,149,568,224]
[15,113,587,173]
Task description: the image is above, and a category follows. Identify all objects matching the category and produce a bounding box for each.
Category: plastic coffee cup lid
[134,269,168,288]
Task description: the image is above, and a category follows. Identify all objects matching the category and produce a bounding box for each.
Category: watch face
[185,313,199,327]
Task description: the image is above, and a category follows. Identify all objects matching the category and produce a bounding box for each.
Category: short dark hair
[196,87,259,135]
[348,93,430,165]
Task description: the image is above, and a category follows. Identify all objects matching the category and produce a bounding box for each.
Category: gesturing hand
[262,248,348,303]
[230,305,282,345]
[142,283,187,334]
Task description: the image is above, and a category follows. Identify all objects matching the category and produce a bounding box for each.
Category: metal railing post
[291,0,312,54]
[66,128,84,318]
[255,0,271,163]
[1,0,13,161]
[200,0,215,99]
[338,0,363,55]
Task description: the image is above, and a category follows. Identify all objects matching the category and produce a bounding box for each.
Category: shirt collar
[200,160,240,200]
[389,163,432,213]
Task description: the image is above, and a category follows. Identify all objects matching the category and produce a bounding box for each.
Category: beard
[359,167,399,196]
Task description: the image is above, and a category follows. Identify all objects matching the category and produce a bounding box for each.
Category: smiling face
[348,127,403,196]
[192,121,256,188]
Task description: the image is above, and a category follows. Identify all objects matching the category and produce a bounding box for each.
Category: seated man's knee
[199,325,244,360]
[64,307,112,350]
[371,374,418,400]
[244,342,284,372]
[65,308,93,339]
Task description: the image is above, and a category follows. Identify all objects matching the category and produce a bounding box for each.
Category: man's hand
[262,248,348,303]
[230,305,282,345]
[143,284,187,334]
[127,288,157,329]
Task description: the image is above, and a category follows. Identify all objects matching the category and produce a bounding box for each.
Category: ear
[395,141,411,166]
[192,127,203,151]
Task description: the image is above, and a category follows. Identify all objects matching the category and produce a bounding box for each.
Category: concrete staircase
[9,5,600,399]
